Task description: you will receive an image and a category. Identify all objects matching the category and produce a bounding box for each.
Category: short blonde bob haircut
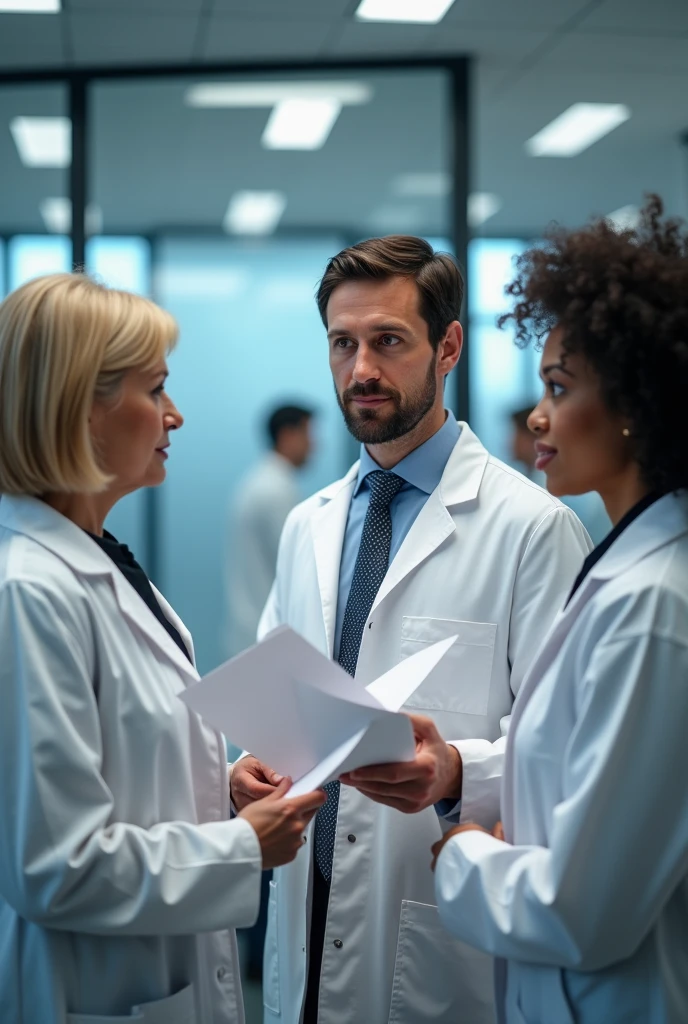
[0,272,178,496]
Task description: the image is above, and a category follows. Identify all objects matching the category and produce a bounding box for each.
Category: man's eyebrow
[541,362,575,378]
[327,321,410,338]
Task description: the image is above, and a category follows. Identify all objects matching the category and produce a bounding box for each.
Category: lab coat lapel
[372,422,488,613]
[502,490,688,828]
[310,463,358,657]
[0,495,199,686]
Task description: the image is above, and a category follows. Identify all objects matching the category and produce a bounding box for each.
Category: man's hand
[231,755,285,811]
[339,714,463,814]
[239,779,327,870]
[430,821,505,872]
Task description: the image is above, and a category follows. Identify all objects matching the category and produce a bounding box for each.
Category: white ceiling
[0,0,687,237]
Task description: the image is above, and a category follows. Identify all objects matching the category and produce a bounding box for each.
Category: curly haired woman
[431,196,688,1024]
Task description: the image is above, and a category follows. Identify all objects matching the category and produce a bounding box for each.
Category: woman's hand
[231,755,285,811]
[431,820,505,872]
[238,779,326,870]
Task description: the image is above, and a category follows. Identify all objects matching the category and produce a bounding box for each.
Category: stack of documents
[181,626,457,797]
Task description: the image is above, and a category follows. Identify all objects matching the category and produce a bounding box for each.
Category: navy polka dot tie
[314,470,405,882]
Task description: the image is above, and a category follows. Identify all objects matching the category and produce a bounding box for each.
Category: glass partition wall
[0,63,466,677]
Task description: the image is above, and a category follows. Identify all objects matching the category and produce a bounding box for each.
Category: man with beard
[231,236,591,1024]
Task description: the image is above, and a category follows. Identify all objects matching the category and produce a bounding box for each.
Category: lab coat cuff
[452,738,503,829]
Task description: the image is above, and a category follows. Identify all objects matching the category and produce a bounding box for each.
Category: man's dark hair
[266,404,313,447]
[499,194,688,493]
[510,405,535,432]
[316,235,464,350]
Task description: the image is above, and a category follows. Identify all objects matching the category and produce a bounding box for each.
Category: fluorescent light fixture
[10,116,71,167]
[40,197,103,235]
[0,0,60,10]
[356,0,456,23]
[468,192,502,227]
[262,98,341,150]
[186,81,371,107]
[392,172,451,198]
[526,103,630,157]
[223,191,286,235]
[606,204,640,232]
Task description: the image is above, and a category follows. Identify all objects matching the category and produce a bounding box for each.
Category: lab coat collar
[577,490,688,590]
[0,495,199,683]
[309,423,488,640]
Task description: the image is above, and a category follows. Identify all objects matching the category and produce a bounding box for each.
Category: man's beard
[335,355,438,445]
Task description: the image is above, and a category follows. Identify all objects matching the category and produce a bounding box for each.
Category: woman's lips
[534,442,557,471]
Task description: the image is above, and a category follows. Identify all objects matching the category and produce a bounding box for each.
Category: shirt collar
[353,410,461,497]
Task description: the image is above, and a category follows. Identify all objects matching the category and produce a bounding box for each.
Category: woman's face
[90,361,183,496]
[528,327,633,499]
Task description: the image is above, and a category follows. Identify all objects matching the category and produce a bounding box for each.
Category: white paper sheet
[180,626,458,796]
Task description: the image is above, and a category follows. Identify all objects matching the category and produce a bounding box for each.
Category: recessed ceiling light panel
[468,192,502,227]
[525,103,630,157]
[606,204,640,232]
[186,81,372,108]
[10,115,71,167]
[223,191,286,235]
[262,98,341,151]
[0,0,60,11]
[355,0,456,24]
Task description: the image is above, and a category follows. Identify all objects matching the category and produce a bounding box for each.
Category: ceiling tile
[0,13,64,70]
[578,0,688,35]
[68,11,199,66]
[426,25,550,61]
[201,16,333,61]
[443,0,591,30]
[324,21,437,56]
[211,0,350,16]
[67,0,204,10]
[539,32,688,75]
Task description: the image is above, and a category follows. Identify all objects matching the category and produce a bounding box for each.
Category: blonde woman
[0,273,325,1024]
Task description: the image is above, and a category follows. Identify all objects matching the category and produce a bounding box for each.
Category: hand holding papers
[180,626,458,798]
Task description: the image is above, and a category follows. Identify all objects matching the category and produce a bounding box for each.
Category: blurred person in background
[0,274,325,1024]
[226,404,314,660]
[432,196,688,1024]
[510,403,611,543]
[232,236,591,1024]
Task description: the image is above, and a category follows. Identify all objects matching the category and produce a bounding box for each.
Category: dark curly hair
[498,195,688,493]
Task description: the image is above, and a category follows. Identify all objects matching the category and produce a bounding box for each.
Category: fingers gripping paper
[180,626,458,797]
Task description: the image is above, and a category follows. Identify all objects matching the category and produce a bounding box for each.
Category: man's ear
[438,321,463,376]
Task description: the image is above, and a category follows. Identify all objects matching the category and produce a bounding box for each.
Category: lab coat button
[333,939,343,949]
[216,966,228,981]
[347,834,356,843]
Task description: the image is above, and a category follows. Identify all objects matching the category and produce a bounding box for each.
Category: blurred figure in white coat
[433,196,688,1024]
[226,404,313,658]
[0,274,325,1024]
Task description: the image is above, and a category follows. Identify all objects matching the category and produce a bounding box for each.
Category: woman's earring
[622,427,631,437]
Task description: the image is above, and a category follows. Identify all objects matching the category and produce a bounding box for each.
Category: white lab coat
[257,423,592,1024]
[0,496,263,1024]
[227,451,302,657]
[435,491,688,1024]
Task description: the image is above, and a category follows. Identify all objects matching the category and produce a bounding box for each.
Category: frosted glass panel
[155,236,350,675]
[8,235,70,290]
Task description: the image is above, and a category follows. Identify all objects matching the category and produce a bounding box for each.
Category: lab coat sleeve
[0,579,263,937]
[435,628,688,970]
[454,506,591,827]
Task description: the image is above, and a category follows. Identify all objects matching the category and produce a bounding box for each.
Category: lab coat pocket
[67,982,196,1023]
[400,618,496,717]
[388,900,495,1024]
[263,880,280,1016]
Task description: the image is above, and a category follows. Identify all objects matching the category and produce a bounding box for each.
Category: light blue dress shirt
[333,410,461,660]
